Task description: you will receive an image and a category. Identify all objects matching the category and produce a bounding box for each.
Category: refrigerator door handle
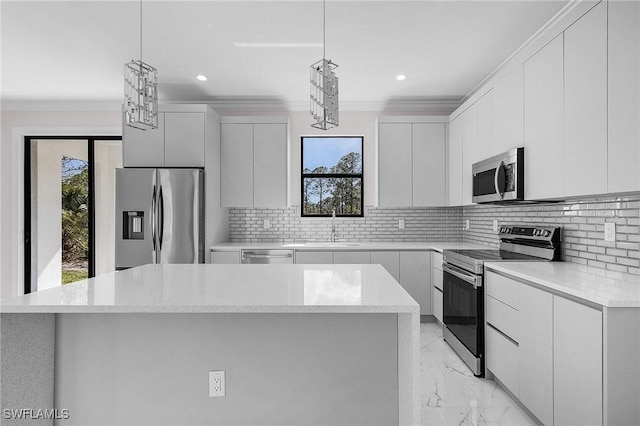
[159,185,165,250]
[151,185,157,252]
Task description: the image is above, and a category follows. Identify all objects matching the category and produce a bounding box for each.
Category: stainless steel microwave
[472,148,524,203]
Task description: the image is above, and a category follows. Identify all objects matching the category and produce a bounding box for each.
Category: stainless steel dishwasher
[240,249,294,264]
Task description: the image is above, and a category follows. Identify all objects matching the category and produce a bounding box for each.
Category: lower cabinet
[210,250,240,264]
[399,251,431,316]
[294,251,333,264]
[431,252,443,323]
[486,270,605,426]
[333,251,371,264]
[371,251,400,282]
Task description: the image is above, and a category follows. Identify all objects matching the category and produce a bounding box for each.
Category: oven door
[443,262,484,359]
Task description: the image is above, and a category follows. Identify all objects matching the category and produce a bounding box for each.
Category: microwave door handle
[151,185,157,253]
[494,160,506,199]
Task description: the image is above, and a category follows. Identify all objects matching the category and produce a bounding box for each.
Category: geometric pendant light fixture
[310,0,339,130]
[124,0,158,130]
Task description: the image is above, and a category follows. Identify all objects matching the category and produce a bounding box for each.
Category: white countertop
[0,264,419,314]
[211,241,489,253]
[485,261,640,308]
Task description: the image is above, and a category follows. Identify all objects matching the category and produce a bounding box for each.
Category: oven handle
[443,263,481,288]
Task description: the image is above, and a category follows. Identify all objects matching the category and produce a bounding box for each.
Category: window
[301,136,363,217]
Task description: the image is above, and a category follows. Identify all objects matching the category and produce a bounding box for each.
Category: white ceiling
[1,0,569,111]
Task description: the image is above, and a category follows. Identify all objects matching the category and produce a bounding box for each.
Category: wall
[463,195,640,275]
[229,207,462,243]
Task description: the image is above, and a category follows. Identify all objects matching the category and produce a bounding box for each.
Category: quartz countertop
[0,264,419,314]
[485,261,640,308]
[210,241,490,253]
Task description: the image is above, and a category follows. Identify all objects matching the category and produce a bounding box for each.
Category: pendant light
[310,0,339,130]
[124,0,158,130]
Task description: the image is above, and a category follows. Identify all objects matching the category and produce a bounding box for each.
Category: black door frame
[24,136,122,294]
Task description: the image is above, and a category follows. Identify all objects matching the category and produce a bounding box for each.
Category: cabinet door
[294,251,332,264]
[333,251,371,264]
[123,112,165,167]
[221,123,254,207]
[379,123,412,206]
[210,251,240,264]
[412,123,446,206]
[448,118,463,206]
[371,251,400,281]
[433,287,443,323]
[399,251,431,316]
[254,123,287,207]
[164,112,205,167]
[608,0,640,193]
[486,323,519,396]
[524,35,564,200]
[564,1,607,197]
[476,90,495,160]
[461,104,477,205]
[518,284,553,426]
[493,65,524,155]
[554,296,602,426]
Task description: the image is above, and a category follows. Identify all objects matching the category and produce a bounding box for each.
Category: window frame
[300,135,364,218]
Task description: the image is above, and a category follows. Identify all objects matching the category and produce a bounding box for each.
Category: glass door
[24,136,122,293]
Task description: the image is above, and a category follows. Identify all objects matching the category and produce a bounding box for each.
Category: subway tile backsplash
[463,196,640,276]
[228,195,640,276]
[229,207,463,243]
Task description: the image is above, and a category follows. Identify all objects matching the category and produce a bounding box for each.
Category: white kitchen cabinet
[518,283,553,426]
[371,251,400,282]
[461,104,477,205]
[378,123,413,206]
[164,113,205,167]
[475,90,494,161]
[486,323,519,396]
[399,251,431,316]
[221,123,254,207]
[448,117,463,206]
[412,123,446,206]
[221,118,289,208]
[608,0,640,193]
[493,65,524,156]
[524,34,564,200]
[210,250,240,264]
[554,296,602,426]
[254,124,287,208]
[564,1,607,197]
[123,109,206,168]
[294,251,332,264]
[333,251,371,264]
[431,252,443,323]
[378,121,446,207]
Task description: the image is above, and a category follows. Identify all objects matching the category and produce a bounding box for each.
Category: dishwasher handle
[242,253,293,259]
[241,250,294,264]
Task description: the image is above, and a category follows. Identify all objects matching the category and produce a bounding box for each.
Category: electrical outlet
[263,219,270,229]
[604,222,616,242]
[209,371,225,397]
[399,219,405,229]
[493,220,498,232]
[464,219,470,231]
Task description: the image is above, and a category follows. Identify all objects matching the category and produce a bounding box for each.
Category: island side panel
[397,311,420,426]
[0,313,55,426]
[55,313,399,426]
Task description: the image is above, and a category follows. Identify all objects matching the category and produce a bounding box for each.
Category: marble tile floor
[420,323,536,426]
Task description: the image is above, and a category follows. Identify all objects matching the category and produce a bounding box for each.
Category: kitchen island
[0,264,419,426]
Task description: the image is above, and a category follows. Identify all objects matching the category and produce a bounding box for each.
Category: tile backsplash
[229,207,463,243]
[463,196,640,276]
[228,196,639,276]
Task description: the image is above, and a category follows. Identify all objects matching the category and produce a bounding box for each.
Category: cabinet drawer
[432,252,443,271]
[432,268,443,291]
[486,295,519,342]
[486,270,519,309]
[486,324,519,397]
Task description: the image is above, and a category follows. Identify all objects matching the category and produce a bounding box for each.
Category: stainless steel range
[442,225,561,376]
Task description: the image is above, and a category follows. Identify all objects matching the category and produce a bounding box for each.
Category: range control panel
[498,225,561,243]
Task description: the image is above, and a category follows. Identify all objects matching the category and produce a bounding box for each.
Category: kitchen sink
[282,242,361,248]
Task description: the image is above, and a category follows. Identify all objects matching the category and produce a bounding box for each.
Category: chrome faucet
[331,209,338,242]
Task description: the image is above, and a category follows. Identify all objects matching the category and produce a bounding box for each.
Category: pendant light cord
[323,0,326,60]
[140,0,143,61]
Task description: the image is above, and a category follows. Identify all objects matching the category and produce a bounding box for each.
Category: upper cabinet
[448,117,463,206]
[524,34,564,200]
[608,0,640,193]
[564,1,607,197]
[123,105,207,168]
[461,104,478,206]
[378,119,446,207]
[492,65,524,155]
[220,117,289,208]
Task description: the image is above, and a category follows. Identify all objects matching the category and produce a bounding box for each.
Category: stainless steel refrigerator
[115,168,204,269]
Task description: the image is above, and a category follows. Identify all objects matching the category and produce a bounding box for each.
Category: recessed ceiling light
[396,74,407,81]
[196,75,208,81]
